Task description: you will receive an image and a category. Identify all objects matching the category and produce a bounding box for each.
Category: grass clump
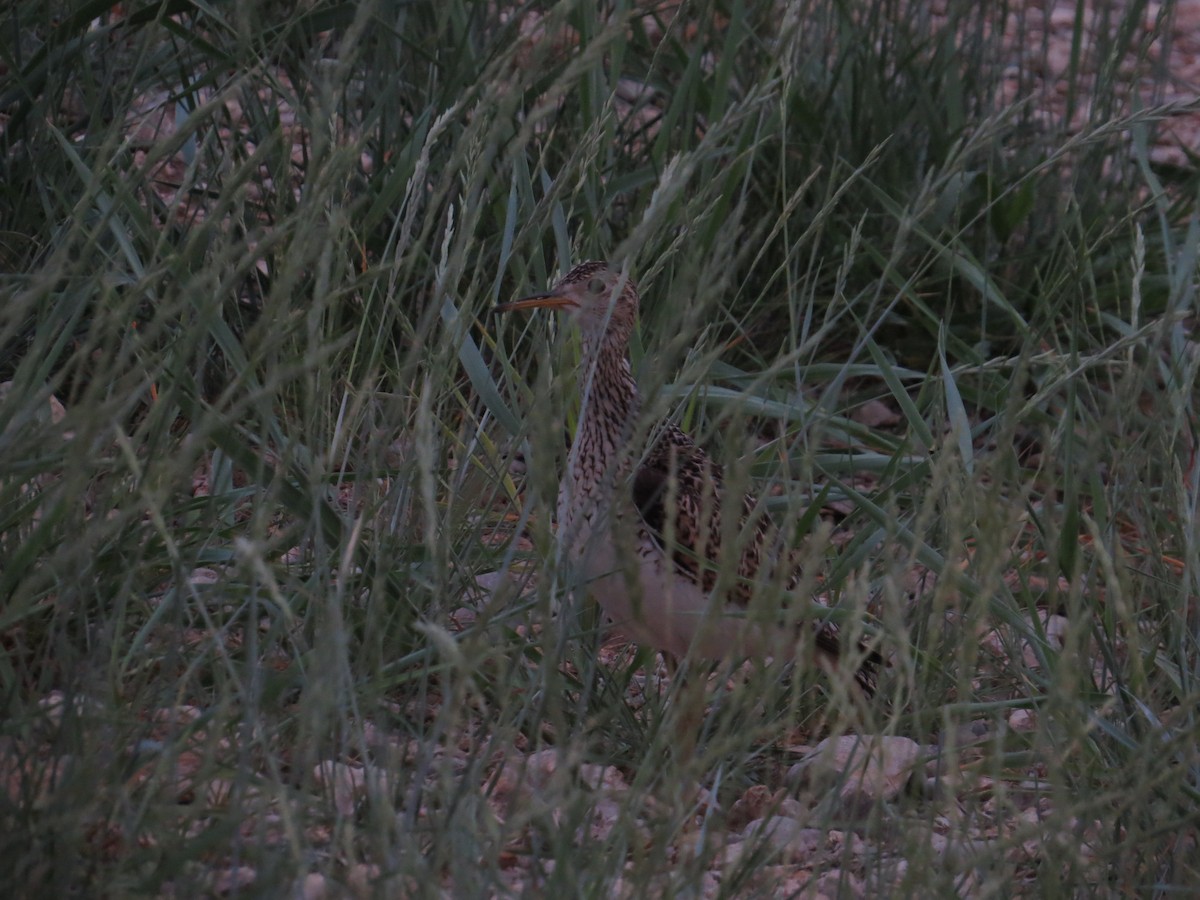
[1,0,1197,895]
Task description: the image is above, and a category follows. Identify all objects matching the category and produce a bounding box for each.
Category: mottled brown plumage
[630,423,848,663]
[500,261,879,694]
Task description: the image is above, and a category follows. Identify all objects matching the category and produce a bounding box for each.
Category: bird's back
[629,423,880,692]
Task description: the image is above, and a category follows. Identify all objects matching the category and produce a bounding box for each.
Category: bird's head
[498,261,639,347]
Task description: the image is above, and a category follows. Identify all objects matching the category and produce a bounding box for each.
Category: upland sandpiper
[500,261,880,695]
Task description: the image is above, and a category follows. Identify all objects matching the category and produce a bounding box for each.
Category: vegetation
[1,0,1197,895]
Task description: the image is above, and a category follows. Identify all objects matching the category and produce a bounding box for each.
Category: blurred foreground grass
[1,0,1198,895]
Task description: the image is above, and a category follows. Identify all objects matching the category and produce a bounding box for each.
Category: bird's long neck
[555,306,640,558]
[572,332,640,475]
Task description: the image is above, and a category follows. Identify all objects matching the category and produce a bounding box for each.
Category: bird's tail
[851,643,884,696]
[815,626,884,697]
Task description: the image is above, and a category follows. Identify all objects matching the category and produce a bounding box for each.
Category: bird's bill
[496,292,579,313]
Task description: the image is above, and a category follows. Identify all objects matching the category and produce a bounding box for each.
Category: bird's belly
[581,538,762,661]
[560,485,779,662]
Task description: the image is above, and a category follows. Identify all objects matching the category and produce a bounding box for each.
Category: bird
[498,260,880,695]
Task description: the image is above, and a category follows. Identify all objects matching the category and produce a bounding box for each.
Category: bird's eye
[587,277,606,294]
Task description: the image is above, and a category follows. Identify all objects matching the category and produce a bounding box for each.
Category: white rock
[37,690,93,731]
[851,398,901,428]
[580,796,623,843]
[312,761,391,816]
[740,816,823,863]
[205,778,235,807]
[1008,709,1038,732]
[346,863,381,895]
[490,749,566,805]
[799,735,921,805]
[300,873,329,900]
[188,567,221,585]
[577,762,627,792]
[152,704,203,725]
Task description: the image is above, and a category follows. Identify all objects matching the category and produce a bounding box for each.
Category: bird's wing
[631,423,880,693]
[631,423,767,604]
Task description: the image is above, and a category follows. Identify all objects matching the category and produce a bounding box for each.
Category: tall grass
[1,0,1197,894]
